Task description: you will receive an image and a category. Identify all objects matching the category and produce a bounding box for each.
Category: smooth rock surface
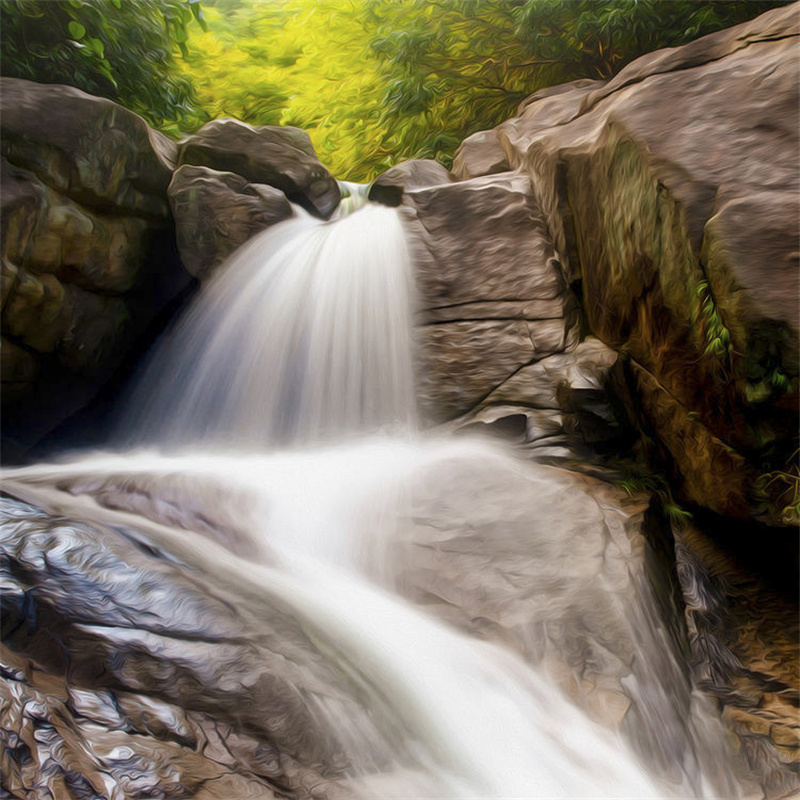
[178,118,340,218]
[451,129,511,180]
[168,164,294,280]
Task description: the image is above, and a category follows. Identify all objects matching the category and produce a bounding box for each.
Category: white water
[4,201,741,798]
[120,202,416,448]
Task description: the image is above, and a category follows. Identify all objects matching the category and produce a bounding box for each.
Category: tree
[0,0,205,129]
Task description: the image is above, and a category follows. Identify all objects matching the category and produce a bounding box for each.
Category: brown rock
[2,158,149,294]
[178,118,340,218]
[368,158,452,205]
[404,171,577,424]
[1,263,130,376]
[0,78,175,218]
[451,129,510,180]
[168,164,294,280]
[482,3,800,520]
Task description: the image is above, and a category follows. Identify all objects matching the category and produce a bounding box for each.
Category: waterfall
[1,196,742,799]
[119,201,416,448]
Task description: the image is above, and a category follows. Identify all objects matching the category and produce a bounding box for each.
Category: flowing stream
[2,199,742,798]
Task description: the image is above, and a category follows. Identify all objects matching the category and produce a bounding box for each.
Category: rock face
[0,81,343,457]
[403,169,624,458]
[177,118,340,219]
[0,79,191,457]
[451,3,799,522]
[168,165,293,280]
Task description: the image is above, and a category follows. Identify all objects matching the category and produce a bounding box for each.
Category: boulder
[0,445,747,798]
[2,158,150,294]
[168,164,294,280]
[0,495,376,799]
[481,3,800,521]
[0,80,191,458]
[368,158,453,205]
[451,129,510,180]
[0,77,176,219]
[178,118,340,218]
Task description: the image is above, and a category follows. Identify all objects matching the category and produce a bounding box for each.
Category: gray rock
[169,164,294,280]
[178,118,340,218]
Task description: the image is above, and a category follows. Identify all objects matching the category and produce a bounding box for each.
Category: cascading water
[119,197,416,448]
[2,196,743,798]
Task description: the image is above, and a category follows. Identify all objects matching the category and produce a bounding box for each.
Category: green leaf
[87,37,104,57]
[67,21,86,39]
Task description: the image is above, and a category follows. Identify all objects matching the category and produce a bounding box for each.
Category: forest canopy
[1,0,790,179]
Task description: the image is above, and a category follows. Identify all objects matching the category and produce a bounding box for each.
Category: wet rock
[178,118,340,218]
[482,3,800,520]
[169,164,294,280]
[674,517,800,799]
[368,159,453,205]
[0,494,407,798]
[384,450,738,796]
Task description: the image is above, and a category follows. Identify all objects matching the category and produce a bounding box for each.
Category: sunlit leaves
[2,0,789,178]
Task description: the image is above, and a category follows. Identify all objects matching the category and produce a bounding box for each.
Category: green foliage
[1,0,790,173]
[0,0,205,128]
[693,279,733,370]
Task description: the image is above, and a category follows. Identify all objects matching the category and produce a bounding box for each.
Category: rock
[451,129,510,180]
[481,3,800,520]
[178,118,340,218]
[0,494,398,797]
[674,517,800,798]
[446,337,629,458]
[0,447,741,798]
[0,77,175,219]
[1,262,131,375]
[368,159,453,205]
[168,164,294,280]
[404,171,578,423]
[0,81,192,458]
[2,158,149,294]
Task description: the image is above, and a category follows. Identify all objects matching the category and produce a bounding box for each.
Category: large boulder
[0,80,191,459]
[0,446,754,798]
[467,3,800,521]
[177,118,340,219]
[0,77,176,219]
[168,164,294,280]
